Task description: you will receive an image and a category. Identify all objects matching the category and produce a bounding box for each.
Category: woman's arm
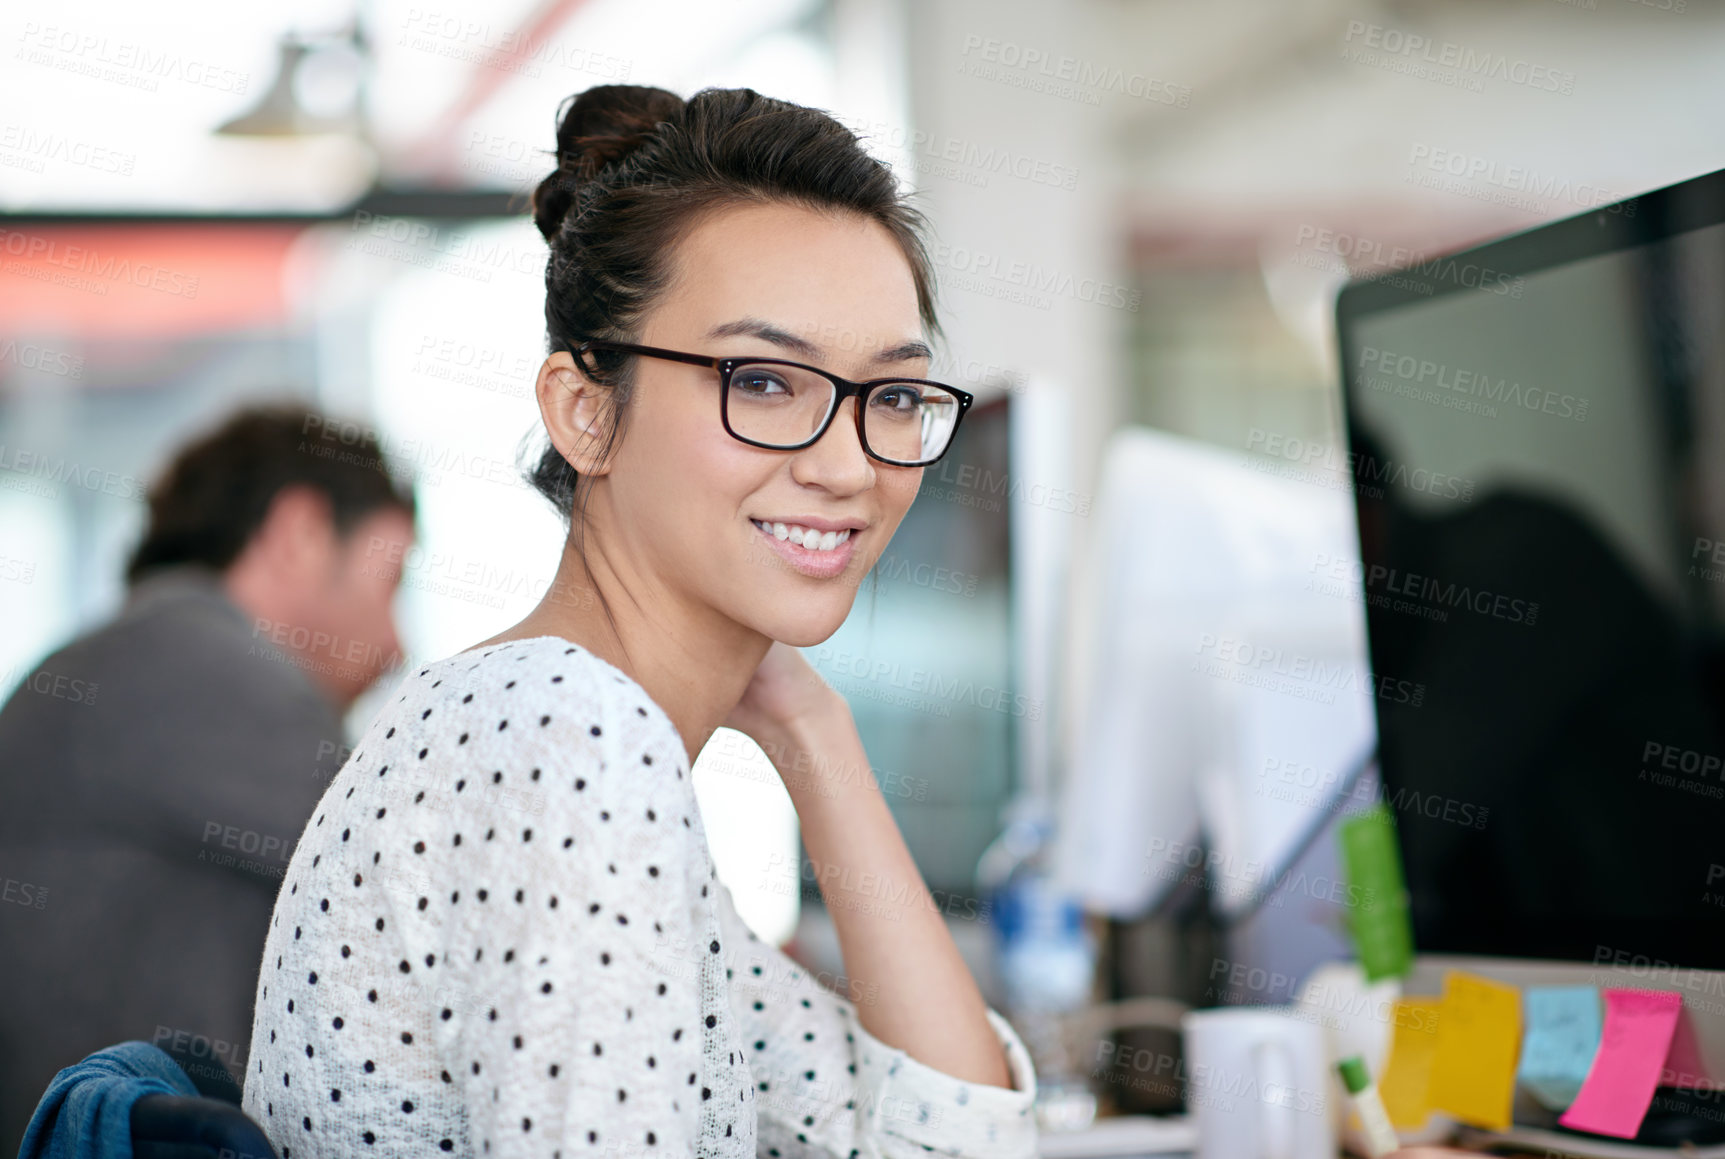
[754,694,1015,1091]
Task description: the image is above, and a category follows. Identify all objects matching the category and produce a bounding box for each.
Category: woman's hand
[721,640,846,754]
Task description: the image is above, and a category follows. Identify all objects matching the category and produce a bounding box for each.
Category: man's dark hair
[124,402,417,585]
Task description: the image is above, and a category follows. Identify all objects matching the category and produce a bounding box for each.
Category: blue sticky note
[1518,986,1603,1111]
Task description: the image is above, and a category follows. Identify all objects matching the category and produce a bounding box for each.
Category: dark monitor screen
[1336,170,1725,969]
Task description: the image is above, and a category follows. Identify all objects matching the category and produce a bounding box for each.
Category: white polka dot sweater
[243,636,1040,1158]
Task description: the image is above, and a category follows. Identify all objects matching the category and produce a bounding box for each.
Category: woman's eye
[734,372,789,395]
[874,386,922,411]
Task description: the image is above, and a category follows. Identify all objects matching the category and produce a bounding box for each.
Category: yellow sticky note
[1427,969,1523,1130]
[1380,998,1443,1129]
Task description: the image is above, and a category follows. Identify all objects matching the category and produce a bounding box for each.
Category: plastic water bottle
[979,800,1099,1132]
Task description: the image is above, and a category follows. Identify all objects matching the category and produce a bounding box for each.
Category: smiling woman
[240,83,1040,1158]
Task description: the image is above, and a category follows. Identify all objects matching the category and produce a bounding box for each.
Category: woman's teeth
[751,519,852,552]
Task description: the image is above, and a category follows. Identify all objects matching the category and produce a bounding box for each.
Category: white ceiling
[1114,0,1725,253]
[0,0,826,212]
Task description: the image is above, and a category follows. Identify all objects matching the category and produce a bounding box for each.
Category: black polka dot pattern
[240,637,1038,1157]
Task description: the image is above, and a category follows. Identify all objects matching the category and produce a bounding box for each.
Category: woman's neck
[471,532,769,769]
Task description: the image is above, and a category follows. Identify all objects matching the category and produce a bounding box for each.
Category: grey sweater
[0,564,347,1151]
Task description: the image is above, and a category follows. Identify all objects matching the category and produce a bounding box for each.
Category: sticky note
[1338,805,1414,981]
[1559,989,1682,1139]
[1662,1001,1710,1090]
[1517,986,1602,1111]
[1427,970,1522,1130]
[1379,998,1442,1129]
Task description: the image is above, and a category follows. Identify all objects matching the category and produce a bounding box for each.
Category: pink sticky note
[1662,1002,1710,1090]
[1559,989,1683,1139]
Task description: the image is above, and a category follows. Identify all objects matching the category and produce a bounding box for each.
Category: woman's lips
[750,518,857,578]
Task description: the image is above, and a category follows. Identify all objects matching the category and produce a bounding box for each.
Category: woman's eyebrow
[704,317,931,364]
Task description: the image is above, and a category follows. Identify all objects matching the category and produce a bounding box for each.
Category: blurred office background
[4,0,1725,1115]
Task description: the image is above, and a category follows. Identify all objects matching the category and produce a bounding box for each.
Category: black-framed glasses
[570,337,973,467]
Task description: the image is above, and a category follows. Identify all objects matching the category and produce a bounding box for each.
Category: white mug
[1181,1006,1337,1159]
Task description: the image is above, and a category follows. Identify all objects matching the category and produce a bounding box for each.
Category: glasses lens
[726,363,961,463]
[864,382,963,463]
[726,362,836,448]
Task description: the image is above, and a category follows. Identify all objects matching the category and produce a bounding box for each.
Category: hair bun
[532,84,684,241]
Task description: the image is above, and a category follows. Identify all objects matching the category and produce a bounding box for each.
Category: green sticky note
[1339,805,1414,981]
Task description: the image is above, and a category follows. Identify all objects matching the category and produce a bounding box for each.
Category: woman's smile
[749,517,858,578]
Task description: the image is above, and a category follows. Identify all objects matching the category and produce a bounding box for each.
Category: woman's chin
[757,606,850,650]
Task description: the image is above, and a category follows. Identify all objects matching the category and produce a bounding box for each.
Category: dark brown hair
[125,402,416,585]
[521,83,943,532]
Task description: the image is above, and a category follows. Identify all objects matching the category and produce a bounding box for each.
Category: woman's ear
[536,350,615,477]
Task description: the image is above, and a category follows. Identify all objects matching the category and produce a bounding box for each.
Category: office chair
[17,1040,279,1159]
[129,1093,280,1159]
[131,1037,280,1159]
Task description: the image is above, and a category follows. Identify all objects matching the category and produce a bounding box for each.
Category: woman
[242,84,1037,1157]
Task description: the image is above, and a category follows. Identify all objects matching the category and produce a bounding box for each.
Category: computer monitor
[1336,166,1725,1145]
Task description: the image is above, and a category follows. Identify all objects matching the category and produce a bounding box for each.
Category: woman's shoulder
[302,635,700,882]
[366,635,691,794]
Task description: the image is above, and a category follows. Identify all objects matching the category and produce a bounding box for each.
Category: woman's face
[581,200,930,646]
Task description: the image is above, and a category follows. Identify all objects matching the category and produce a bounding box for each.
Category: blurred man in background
[0,403,417,1147]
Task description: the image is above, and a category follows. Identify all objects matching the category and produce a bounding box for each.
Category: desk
[1035,1115,1725,1159]
[1036,1115,1195,1158]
